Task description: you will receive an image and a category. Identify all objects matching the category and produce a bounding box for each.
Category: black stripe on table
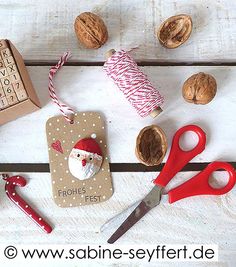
[0,162,235,173]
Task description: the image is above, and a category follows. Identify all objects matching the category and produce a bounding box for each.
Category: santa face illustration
[68,137,103,180]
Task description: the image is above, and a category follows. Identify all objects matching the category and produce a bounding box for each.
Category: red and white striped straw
[48,52,75,123]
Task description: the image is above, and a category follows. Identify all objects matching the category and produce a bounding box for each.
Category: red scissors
[108,125,236,243]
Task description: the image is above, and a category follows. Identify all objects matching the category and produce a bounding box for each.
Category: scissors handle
[154,125,206,187]
[168,161,236,203]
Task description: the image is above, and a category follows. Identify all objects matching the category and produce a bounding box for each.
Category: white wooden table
[0,1,236,266]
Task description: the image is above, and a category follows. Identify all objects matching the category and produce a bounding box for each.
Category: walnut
[135,125,167,166]
[182,72,217,105]
[74,12,108,49]
[157,14,192,49]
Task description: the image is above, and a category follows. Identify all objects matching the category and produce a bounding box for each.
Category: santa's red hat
[73,137,102,156]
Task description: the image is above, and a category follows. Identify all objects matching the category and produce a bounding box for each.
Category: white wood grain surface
[0,0,235,62]
[0,66,235,163]
[0,1,236,266]
[0,172,235,266]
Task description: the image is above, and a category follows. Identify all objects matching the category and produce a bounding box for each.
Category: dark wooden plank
[0,162,235,173]
[25,61,236,67]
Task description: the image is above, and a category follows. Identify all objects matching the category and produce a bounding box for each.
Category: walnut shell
[157,14,192,49]
[182,72,217,105]
[74,12,108,49]
[135,125,167,166]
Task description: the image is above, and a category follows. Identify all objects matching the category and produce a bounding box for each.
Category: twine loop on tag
[48,52,75,123]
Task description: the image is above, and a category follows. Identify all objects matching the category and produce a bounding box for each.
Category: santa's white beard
[68,157,101,180]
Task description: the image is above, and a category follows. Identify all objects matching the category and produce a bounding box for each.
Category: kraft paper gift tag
[46,112,113,207]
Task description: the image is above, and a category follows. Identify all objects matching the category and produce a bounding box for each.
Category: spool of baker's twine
[103,49,164,118]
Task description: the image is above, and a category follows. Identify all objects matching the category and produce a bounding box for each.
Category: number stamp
[0,40,26,110]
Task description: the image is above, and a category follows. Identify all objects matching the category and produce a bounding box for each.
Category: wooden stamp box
[0,39,40,125]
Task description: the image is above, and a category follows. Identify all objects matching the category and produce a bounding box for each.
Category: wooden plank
[0,172,235,266]
[0,0,235,63]
[0,66,235,164]
[1,162,236,173]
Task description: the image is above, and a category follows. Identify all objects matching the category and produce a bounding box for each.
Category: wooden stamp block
[15,89,28,101]
[3,56,15,67]
[12,81,25,92]
[7,64,17,75]
[0,86,5,98]
[10,72,21,83]
[0,40,41,124]
[0,68,8,79]
[3,85,14,96]
[0,40,7,50]
[7,93,19,106]
[1,48,12,59]
[1,77,11,87]
[0,96,9,109]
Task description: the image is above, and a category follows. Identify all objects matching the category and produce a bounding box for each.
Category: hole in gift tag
[179,131,199,151]
[209,171,229,189]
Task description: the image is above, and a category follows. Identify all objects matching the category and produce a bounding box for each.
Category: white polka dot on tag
[91,133,96,139]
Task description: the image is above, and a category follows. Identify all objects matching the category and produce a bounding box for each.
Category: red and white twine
[103,50,164,117]
[48,51,75,123]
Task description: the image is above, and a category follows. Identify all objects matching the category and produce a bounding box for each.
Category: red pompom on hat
[73,137,102,156]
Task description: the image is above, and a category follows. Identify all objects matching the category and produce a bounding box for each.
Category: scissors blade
[107,185,163,244]
[100,200,141,233]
